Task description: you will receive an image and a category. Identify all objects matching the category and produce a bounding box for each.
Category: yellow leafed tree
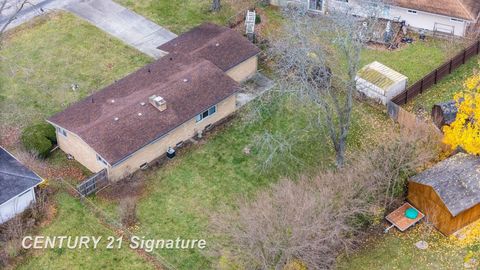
[443,71,480,154]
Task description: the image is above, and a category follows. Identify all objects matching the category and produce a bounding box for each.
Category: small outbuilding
[431,100,458,129]
[408,153,480,235]
[0,147,43,223]
[356,61,408,105]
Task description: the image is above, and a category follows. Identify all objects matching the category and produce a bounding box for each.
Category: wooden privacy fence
[77,169,108,197]
[391,40,480,105]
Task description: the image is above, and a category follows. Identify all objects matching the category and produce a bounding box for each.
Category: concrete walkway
[1,0,176,59]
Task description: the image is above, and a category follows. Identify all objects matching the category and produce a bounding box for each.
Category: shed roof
[157,23,261,72]
[410,153,480,217]
[0,148,43,205]
[357,61,408,91]
[389,0,480,21]
[48,53,239,165]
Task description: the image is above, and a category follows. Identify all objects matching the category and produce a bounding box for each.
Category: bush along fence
[391,40,480,105]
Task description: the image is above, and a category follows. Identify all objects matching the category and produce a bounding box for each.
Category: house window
[308,0,323,11]
[407,10,417,14]
[196,105,217,122]
[56,127,67,137]
[451,18,463,23]
[96,154,108,166]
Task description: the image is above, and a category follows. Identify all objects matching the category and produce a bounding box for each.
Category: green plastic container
[405,208,419,219]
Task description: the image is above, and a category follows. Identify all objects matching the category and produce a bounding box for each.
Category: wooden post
[449,59,453,73]
[463,50,467,64]
[404,89,408,105]
[420,79,424,94]
[477,41,480,54]
[434,69,438,84]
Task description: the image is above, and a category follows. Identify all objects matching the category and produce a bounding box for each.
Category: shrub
[255,14,261,25]
[21,123,56,158]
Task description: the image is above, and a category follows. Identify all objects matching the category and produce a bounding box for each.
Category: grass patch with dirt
[16,192,155,270]
[337,222,480,269]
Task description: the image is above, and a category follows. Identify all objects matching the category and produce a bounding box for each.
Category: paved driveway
[1,0,176,59]
[64,0,176,58]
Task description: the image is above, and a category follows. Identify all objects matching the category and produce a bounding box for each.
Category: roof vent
[183,78,189,83]
[215,43,220,47]
[138,112,143,116]
[140,102,146,106]
[114,117,119,121]
[111,99,115,103]
[149,95,167,111]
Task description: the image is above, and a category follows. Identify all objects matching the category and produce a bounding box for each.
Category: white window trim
[96,154,108,166]
[56,127,67,137]
[195,105,217,123]
[451,18,463,23]
[308,0,324,12]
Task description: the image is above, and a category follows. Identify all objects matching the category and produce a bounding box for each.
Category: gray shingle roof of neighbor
[410,153,480,217]
[0,147,42,205]
[48,53,240,165]
[157,23,261,72]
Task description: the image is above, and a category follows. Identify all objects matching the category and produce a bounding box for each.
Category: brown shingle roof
[390,0,480,21]
[48,53,239,165]
[157,23,261,72]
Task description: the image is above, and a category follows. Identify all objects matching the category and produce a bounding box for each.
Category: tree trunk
[211,0,221,12]
[335,139,346,168]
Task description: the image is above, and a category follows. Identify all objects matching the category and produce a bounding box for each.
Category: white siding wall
[271,0,469,36]
[388,7,467,36]
[0,188,36,223]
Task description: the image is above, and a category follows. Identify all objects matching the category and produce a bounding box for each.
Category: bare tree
[211,0,221,12]
[270,2,384,167]
[0,0,29,45]
[210,125,440,269]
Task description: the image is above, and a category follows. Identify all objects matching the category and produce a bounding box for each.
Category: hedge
[21,123,56,158]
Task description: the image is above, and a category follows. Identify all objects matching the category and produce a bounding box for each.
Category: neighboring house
[0,147,43,223]
[356,61,408,105]
[270,0,480,36]
[158,23,260,82]
[408,153,480,235]
[48,24,260,181]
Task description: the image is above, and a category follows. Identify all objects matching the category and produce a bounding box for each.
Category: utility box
[356,61,408,105]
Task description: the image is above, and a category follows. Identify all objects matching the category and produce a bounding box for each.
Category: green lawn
[17,193,155,270]
[0,12,151,128]
[337,223,480,269]
[1,12,155,269]
[92,95,394,269]
[115,0,237,34]
[360,39,465,85]
[404,55,479,115]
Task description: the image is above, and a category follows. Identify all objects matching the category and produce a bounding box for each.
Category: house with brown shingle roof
[47,24,259,181]
[158,23,260,82]
[271,0,480,36]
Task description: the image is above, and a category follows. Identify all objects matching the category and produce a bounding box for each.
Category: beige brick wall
[226,56,258,82]
[108,94,237,180]
[51,126,107,173]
